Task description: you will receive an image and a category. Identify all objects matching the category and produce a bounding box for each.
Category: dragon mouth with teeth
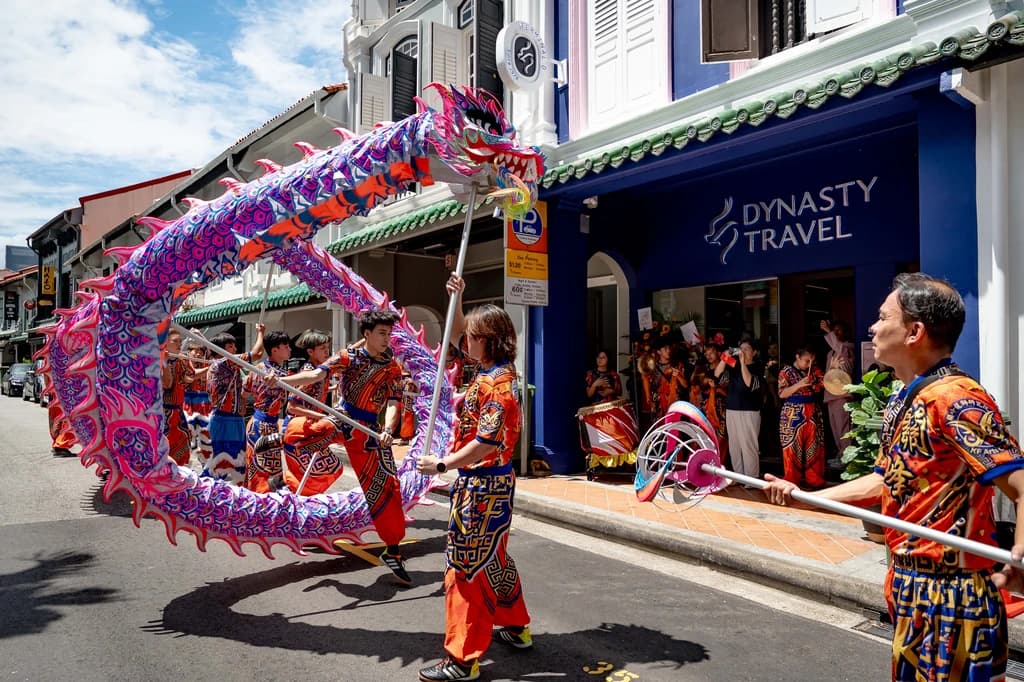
[421,83,545,216]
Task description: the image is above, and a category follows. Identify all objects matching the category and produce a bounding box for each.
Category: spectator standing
[717,339,763,478]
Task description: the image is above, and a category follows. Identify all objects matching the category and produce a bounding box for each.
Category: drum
[577,398,640,470]
[823,368,853,396]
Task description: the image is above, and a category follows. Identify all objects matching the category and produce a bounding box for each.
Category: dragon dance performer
[271,310,408,584]
[182,332,213,466]
[261,329,333,491]
[642,336,688,422]
[242,330,291,492]
[417,275,531,682]
[203,323,264,483]
[777,348,826,488]
[162,328,195,466]
[765,273,1024,682]
[48,400,77,457]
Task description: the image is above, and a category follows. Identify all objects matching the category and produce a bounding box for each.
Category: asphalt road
[0,395,891,681]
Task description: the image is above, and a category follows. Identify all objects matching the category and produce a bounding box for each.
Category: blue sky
[0,0,351,265]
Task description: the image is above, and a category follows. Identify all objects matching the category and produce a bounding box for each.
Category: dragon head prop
[419,83,544,219]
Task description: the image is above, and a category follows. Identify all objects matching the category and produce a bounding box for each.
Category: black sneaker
[418,657,479,681]
[380,550,413,586]
[494,626,533,649]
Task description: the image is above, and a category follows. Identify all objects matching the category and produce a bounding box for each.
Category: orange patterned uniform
[281,348,404,545]
[876,360,1024,681]
[163,357,195,466]
[443,363,529,663]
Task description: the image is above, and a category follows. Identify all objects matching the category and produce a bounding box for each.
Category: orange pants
[49,403,76,451]
[444,465,530,662]
[282,416,405,546]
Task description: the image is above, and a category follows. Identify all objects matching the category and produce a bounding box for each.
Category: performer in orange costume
[49,401,77,456]
[242,330,291,492]
[273,310,408,584]
[162,329,195,466]
[777,348,825,488]
[417,275,531,682]
[766,273,1024,682]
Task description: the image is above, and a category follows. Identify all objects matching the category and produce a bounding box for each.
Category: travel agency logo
[704,177,878,265]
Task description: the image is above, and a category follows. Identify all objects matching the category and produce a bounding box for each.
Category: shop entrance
[777,269,855,371]
[586,252,631,397]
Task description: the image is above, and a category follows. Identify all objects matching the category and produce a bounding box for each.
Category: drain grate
[1008,659,1024,681]
[852,619,893,640]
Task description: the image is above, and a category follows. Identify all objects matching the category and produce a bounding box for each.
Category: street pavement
[0,396,896,680]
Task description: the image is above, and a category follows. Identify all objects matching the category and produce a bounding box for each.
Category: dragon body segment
[42,85,544,556]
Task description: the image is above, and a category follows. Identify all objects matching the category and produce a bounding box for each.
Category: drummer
[820,320,855,466]
[585,349,622,405]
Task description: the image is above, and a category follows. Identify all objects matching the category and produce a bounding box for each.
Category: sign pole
[520,309,530,477]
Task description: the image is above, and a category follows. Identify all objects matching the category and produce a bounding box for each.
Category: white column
[1007,60,1024,430]
[509,0,558,146]
[976,64,1012,420]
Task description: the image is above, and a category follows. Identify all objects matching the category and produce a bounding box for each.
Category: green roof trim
[540,13,1024,190]
[324,194,499,257]
[175,283,319,326]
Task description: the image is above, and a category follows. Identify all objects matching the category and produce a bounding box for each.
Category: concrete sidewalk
[506,471,1024,651]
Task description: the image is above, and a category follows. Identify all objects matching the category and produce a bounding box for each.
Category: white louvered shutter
[425,23,465,111]
[588,0,621,128]
[359,73,390,133]
[587,0,668,131]
[622,0,667,111]
[806,0,870,34]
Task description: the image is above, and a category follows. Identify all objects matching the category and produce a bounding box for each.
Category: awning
[539,13,1024,192]
[175,283,321,326]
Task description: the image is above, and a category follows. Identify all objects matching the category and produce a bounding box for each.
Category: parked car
[22,361,46,405]
[1,363,33,397]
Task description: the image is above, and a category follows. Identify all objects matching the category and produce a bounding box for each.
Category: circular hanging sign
[495,21,548,92]
[24,299,36,310]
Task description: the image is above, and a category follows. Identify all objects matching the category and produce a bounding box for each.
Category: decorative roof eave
[174,283,320,326]
[540,12,1024,192]
[324,194,500,258]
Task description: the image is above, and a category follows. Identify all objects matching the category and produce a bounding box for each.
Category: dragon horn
[331,127,356,141]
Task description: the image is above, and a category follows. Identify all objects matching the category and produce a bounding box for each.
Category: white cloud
[230,2,351,108]
[0,0,351,247]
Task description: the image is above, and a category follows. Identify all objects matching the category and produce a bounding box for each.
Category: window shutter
[701,0,760,63]
[392,51,419,120]
[587,0,621,126]
[806,0,868,34]
[359,73,389,133]
[588,0,668,130]
[424,23,465,110]
[474,0,504,100]
[622,0,667,111]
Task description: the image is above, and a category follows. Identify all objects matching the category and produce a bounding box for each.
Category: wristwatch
[435,460,447,473]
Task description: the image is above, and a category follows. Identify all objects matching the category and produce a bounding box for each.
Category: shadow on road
[145,545,708,675]
[81,483,134,518]
[0,551,120,639]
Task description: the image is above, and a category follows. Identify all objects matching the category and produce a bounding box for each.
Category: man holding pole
[242,330,291,492]
[203,324,265,483]
[271,310,408,584]
[764,273,1024,681]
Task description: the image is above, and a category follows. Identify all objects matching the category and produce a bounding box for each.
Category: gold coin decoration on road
[606,670,639,681]
[583,661,614,675]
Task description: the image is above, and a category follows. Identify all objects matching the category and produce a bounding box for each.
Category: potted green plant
[840,369,902,542]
